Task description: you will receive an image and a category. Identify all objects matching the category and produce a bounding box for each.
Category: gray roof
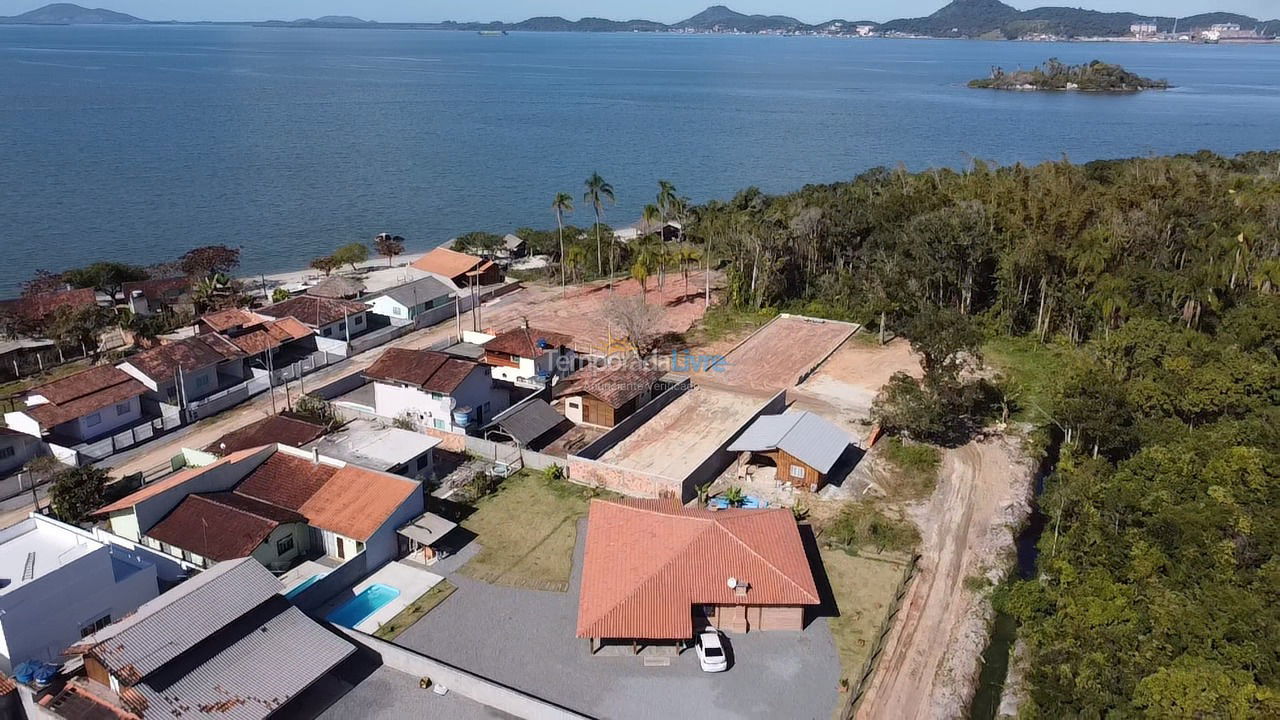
[135,604,354,720]
[727,411,851,474]
[503,233,525,250]
[397,512,459,546]
[487,399,567,446]
[303,420,440,472]
[377,275,456,308]
[90,558,283,680]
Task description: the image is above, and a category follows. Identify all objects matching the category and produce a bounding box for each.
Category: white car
[695,630,728,673]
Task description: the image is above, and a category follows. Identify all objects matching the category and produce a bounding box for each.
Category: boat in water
[477,30,508,37]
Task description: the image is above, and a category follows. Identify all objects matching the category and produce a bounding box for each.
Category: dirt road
[857,438,1033,720]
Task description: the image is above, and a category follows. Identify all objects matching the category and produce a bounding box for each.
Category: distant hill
[0,2,145,24]
[269,16,377,28]
[880,0,1273,38]
[674,5,806,32]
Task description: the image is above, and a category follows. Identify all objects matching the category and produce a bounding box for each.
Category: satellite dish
[448,397,458,410]
[726,577,738,590]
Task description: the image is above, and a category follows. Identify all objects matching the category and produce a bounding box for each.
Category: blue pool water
[326,584,401,628]
[709,496,766,510]
[284,573,328,600]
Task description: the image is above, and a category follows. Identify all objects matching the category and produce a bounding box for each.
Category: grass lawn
[373,580,457,642]
[821,548,913,689]
[458,471,614,592]
[983,336,1077,424]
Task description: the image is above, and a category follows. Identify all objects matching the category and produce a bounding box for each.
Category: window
[433,418,447,430]
[0,446,14,460]
[195,374,210,389]
[323,327,332,337]
[116,401,131,416]
[85,412,102,427]
[393,306,403,316]
[80,614,112,638]
[336,537,345,560]
[790,464,806,479]
[353,315,363,326]
[568,400,580,409]
[429,392,444,401]
[276,535,295,556]
[338,322,346,332]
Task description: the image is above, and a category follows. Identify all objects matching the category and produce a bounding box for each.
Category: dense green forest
[682,151,1280,715]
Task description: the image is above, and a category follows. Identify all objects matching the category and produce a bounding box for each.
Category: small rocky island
[969,58,1170,92]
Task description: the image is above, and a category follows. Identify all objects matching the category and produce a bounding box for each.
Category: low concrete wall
[567,456,679,498]
[337,629,591,720]
[292,551,370,613]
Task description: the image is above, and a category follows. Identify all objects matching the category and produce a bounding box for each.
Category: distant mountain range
[2,1,1276,39]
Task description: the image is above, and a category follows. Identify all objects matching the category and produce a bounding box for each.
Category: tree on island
[970,58,1169,91]
[374,233,405,266]
[180,245,242,278]
[331,242,369,272]
[583,172,615,282]
[552,192,574,297]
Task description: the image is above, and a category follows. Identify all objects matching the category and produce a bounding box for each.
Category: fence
[189,351,334,421]
[73,413,183,464]
[347,322,415,356]
[0,342,83,383]
[837,553,921,720]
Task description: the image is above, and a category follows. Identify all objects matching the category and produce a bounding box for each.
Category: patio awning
[397,512,458,546]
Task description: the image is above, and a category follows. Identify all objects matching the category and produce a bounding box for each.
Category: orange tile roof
[259,295,366,328]
[234,452,338,511]
[411,247,487,279]
[554,363,666,409]
[199,308,260,333]
[365,348,479,394]
[146,493,304,561]
[300,465,420,541]
[95,447,269,515]
[576,499,821,640]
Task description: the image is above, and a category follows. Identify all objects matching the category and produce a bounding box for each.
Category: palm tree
[674,246,701,298]
[631,261,651,298]
[552,192,574,297]
[657,180,678,224]
[583,172,615,282]
[641,204,666,289]
[564,245,588,284]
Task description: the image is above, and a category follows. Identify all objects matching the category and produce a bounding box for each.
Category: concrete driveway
[397,521,841,720]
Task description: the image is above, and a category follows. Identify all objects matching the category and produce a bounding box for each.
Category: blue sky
[2,1,1276,23]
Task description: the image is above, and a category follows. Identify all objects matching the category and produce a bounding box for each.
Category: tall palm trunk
[557,211,566,298]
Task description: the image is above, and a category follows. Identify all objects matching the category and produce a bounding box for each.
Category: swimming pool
[326,584,401,628]
[284,573,328,600]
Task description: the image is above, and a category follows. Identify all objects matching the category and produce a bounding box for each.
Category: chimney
[312,447,320,464]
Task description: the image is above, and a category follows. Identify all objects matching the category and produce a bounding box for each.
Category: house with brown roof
[195,308,314,368]
[411,247,503,288]
[554,363,667,428]
[122,276,192,317]
[577,499,821,652]
[365,348,510,433]
[481,325,577,387]
[259,295,368,342]
[96,444,424,571]
[204,414,328,456]
[117,334,247,409]
[3,365,148,446]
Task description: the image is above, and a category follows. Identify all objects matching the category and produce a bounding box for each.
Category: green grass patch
[823,502,921,556]
[821,549,913,689]
[373,580,457,641]
[983,336,1078,424]
[880,436,941,499]
[458,470,617,591]
[694,304,778,344]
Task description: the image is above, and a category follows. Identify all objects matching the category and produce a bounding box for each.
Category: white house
[480,325,577,387]
[364,275,457,328]
[0,429,43,477]
[0,515,160,671]
[95,443,425,572]
[303,419,440,480]
[3,365,147,446]
[364,348,510,433]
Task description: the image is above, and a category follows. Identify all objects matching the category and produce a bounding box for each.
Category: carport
[396,511,459,564]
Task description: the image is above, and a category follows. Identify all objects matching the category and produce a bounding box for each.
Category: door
[582,399,593,425]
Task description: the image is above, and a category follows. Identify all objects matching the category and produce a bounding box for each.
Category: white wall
[373,367,508,433]
[120,446,275,536]
[0,524,159,668]
[365,296,410,322]
[1,413,42,440]
[63,394,143,442]
[363,484,425,568]
[119,361,220,404]
[315,311,367,341]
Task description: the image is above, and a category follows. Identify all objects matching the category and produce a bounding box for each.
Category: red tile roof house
[364,347,511,434]
[121,276,192,317]
[116,334,247,412]
[195,308,314,372]
[257,295,369,357]
[480,325,578,387]
[3,366,149,453]
[576,499,821,654]
[95,444,424,573]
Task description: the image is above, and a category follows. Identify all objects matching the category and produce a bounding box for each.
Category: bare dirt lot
[856,438,1034,720]
[792,337,924,423]
[691,314,858,395]
[481,272,716,353]
[598,385,766,481]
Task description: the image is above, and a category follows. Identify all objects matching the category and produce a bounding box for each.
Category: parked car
[695,630,728,673]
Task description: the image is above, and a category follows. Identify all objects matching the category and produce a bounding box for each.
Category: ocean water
[2,25,1279,294]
